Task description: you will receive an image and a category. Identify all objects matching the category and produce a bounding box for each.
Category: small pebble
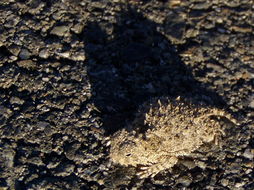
[19,49,31,60]
[243,149,254,160]
[50,25,70,37]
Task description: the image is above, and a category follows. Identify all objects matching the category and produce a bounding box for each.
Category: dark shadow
[83,6,225,135]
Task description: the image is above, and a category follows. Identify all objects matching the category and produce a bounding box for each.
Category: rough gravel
[0,0,253,189]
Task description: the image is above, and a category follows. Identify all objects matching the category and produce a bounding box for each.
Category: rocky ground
[0,0,253,189]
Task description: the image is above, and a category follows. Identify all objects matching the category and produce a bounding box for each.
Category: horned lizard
[110,97,238,178]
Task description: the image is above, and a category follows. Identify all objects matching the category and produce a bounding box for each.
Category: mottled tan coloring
[110,97,238,178]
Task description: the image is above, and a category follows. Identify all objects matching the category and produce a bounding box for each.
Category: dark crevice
[0,46,12,58]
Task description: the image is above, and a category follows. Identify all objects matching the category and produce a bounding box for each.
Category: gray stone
[177,176,192,187]
[180,160,196,169]
[10,97,24,105]
[71,23,84,34]
[221,179,229,187]
[17,60,36,69]
[39,49,50,59]
[192,2,212,10]
[71,51,85,61]
[36,121,50,131]
[243,149,254,160]
[0,105,12,118]
[248,96,254,108]
[8,45,21,56]
[55,164,75,177]
[19,49,31,60]
[50,25,70,37]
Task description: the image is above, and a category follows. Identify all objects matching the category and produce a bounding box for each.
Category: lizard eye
[126,153,131,157]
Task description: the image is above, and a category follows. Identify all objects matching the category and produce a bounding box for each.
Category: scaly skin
[110,97,238,178]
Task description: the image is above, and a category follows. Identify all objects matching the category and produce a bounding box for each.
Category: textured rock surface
[0,0,253,189]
